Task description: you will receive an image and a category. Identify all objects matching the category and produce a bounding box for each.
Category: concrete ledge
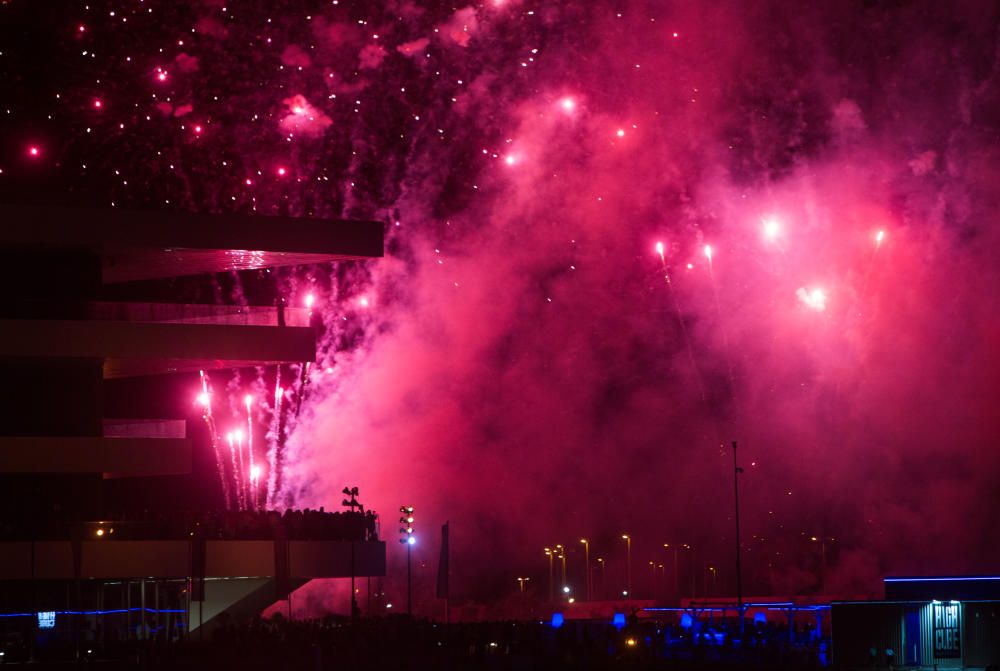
[0,540,386,579]
[0,436,190,476]
[0,319,315,377]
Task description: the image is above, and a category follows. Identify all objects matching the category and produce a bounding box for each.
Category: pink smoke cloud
[281,45,312,68]
[174,53,200,73]
[438,7,478,48]
[358,44,387,70]
[278,94,332,137]
[265,1,1000,610]
[396,37,430,60]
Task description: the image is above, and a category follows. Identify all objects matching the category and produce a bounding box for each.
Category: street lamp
[544,548,554,602]
[516,577,531,593]
[399,505,415,616]
[556,545,567,591]
[621,535,631,604]
[665,543,693,598]
[579,539,590,601]
[732,440,745,635]
[596,557,605,600]
[648,561,657,599]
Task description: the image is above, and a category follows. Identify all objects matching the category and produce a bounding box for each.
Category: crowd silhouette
[0,508,380,542]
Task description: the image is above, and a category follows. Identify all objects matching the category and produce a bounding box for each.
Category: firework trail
[655,242,707,403]
[704,244,739,414]
[266,365,284,509]
[250,465,262,510]
[199,370,232,509]
[235,429,247,510]
[294,362,311,420]
[245,394,256,510]
[227,432,245,510]
[860,229,886,300]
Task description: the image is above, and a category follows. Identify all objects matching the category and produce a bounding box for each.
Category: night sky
[2,0,999,611]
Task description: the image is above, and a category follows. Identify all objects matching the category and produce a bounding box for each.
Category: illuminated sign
[37,611,56,629]
[932,602,960,658]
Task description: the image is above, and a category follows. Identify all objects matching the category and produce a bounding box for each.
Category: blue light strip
[644,602,831,614]
[64,608,187,615]
[884,575,1000,582]
[643,607,728,612]
[0,608,186,619]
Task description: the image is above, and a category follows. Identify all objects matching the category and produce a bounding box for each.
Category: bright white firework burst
[796,287,827,312]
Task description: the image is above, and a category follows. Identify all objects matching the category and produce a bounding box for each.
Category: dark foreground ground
[1,616,830,670]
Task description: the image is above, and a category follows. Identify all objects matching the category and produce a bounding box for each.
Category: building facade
[832,576,1000,668]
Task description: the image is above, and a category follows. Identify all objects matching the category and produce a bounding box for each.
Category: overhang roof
[0,204,383,282]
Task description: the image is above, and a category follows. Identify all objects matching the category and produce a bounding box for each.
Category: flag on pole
[436,522,449,600]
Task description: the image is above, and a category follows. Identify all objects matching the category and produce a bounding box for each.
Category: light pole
[597,558,605,599]
[732,440,744,635]
[648,561,657,599]
[342,487,362,621]
[691,545,697,596]
[399,505,415,617]
[664,544,679,598]
[621,535,631,603]
[516,577,530,593]
[579,539,590,601]
[558,547,567,591]
[544,548,554,602]
[810,536,835,589]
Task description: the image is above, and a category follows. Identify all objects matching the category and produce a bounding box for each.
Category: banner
[932,601,961,659]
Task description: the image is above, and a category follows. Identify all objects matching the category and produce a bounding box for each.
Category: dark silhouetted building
[0,205,384,647]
